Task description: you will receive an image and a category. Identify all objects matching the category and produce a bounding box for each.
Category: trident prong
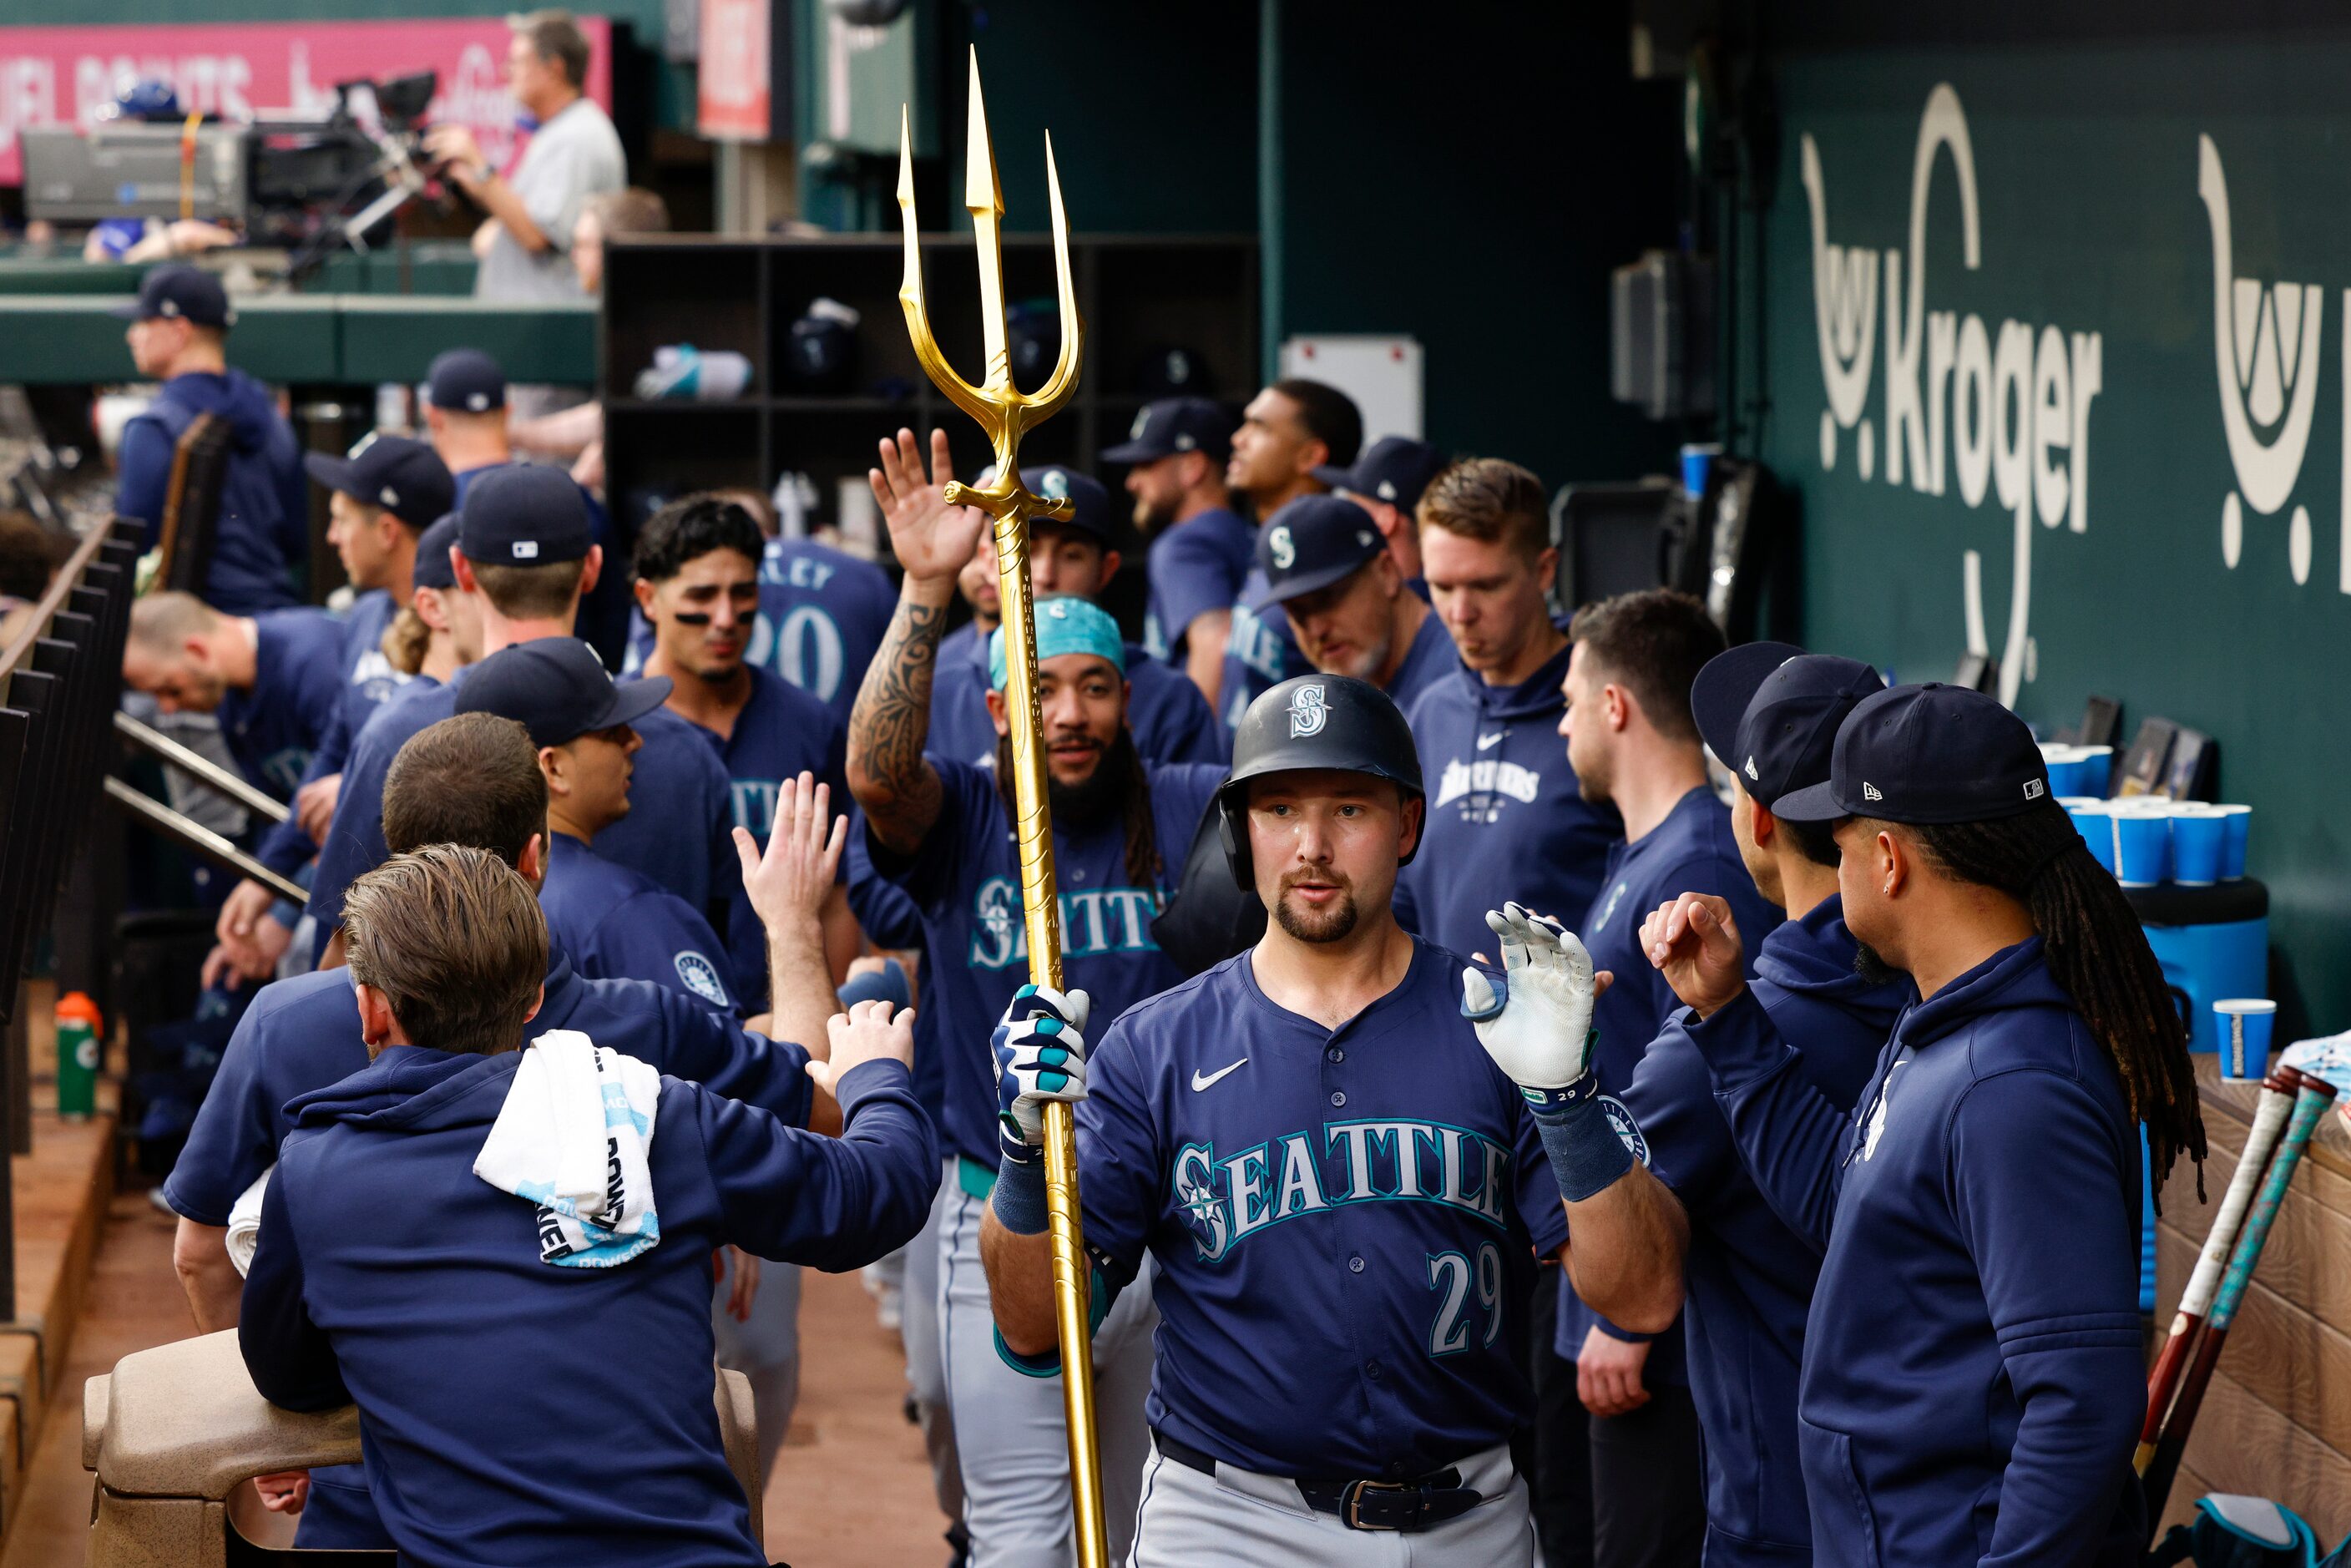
[896,48,1083,525]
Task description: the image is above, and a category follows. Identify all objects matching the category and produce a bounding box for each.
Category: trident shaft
[897,51,1107,1568]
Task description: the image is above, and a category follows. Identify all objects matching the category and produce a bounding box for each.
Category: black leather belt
[1150,1429,1484,1533]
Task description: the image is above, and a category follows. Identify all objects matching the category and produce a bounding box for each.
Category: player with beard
[633,493,859,1003]
[850,427,1227,1567]
[1104,396,1250,704]
[978,675,1684,1565]
[1255,493,1455,712]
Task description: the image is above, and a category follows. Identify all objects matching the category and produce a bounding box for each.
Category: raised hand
[733,771,847,943]
[868,427,988,587]
[1641,893,1747,1019]
[1462,903,1601,1095]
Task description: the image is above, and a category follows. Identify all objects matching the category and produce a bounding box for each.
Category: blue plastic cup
[2214,805,2252,879]
[2214,999,2276,1081]
[2041,745,2086,797]
[1680,443,1721,498]
[2170,807,2227,887]
[2111,806,2171,887]
[2075,746,2113,797]
[2065,799,2116,872]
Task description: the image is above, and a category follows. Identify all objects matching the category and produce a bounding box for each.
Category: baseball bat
[2141,1065,2338,1528]
[2134,1073,2294,1475]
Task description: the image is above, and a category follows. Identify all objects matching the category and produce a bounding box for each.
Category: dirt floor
[4,1188,955,1567]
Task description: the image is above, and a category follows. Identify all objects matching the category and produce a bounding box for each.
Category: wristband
[992,1152,1049,1235]
[1529,1086,1635,1202]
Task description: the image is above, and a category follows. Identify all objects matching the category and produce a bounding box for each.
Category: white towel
[473,1029,664,1268]
[225,1166,271,1277]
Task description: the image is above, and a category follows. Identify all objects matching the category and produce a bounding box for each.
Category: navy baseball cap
[454,638,671,748]
[458,465,594,565]
[1100,397,1236,465]
[109,264,234,329]
[1692,645,1886,811]
[1774,683,2051,826]
[1312,436,1447,514]
[426,348,507,414]
[1256,494,1384,604]
[412,513,461,592]
[304,432,455,529]
[1024,465,1117,546]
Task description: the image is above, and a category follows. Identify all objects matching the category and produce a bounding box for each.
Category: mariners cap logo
[1288,681,1328,737]
[1267,525,1296,570]
[1862,781,1883,802]
[1039,468,1070,501]
[2023,778,2045,800]
[1743,756,1759,781]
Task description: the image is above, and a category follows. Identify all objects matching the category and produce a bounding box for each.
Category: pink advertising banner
[0,17,614,185]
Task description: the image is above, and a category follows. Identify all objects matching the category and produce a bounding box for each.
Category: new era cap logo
[2024,778,2045,800]
[1862,781,1883,802]
[512,541,538,559]
[1130,409,1150,439]
[1377,479,1397,500]
[467,393,490,412]
[1288,682,1328,737]
[1174,433,1196,450]
[1357,530,1374,547]
[379,486,400,507]
[1743,756,1759,781]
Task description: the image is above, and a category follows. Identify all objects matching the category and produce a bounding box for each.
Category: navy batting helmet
[1218,674,1425,888]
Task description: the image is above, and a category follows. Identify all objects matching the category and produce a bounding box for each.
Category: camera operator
[423,9,622,311]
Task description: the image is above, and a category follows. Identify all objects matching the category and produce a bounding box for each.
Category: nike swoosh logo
[1191,1058,1248,1092]
[1476,731,1504,751]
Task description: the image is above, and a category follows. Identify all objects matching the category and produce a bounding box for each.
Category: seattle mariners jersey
[1396,642,1620,963]
[1217,564,1303,732]
[1376,606,1458,717]
[928,627,1226,768]
[339,589,407,709]
[1074,939,1569,1479]
[1142,507,1251,663]
[1563,784,1780,1381]
[540,832,736,1010]
[625,537,896,730]
[220,608,345,802]
[875,756,1222,1170]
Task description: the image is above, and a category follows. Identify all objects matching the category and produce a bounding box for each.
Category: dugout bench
[81,1333,764,1565]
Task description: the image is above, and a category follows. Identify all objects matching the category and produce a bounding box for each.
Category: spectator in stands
[427,9,624,309]
[240,842,933,1566]
[511,185,670,491]
[112,266,307,614]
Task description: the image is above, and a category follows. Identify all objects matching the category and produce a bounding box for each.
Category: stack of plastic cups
[2110,798,2172,888]
[2213,804,2252,879]
[2062,797,2116,872]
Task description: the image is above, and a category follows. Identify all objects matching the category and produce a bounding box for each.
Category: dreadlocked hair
[1891,797,2207,1209]
[993,726,1163,890]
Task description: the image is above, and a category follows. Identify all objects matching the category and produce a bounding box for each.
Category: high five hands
[1640,893,1748,1019]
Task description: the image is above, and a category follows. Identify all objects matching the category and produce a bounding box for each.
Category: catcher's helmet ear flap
[1220,674,1425,893]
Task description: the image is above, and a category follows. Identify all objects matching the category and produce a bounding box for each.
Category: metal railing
[0,513,140,1310]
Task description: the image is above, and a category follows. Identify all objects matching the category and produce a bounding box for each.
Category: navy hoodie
[241,1046,934,1568]
[115,368,306,613]
[1395,642,1621,964]
[1620,896,1909,1565]
[1690,937,2146,1568]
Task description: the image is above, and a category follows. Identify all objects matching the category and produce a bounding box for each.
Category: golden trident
[897,50,1107,1567]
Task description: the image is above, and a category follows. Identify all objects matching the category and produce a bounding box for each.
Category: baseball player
[1253,493,1455,712]
[979,675,1686,1565]
[1101,395,1251,701]
[852,428,1230,1566]
[1643,683,2203,1566]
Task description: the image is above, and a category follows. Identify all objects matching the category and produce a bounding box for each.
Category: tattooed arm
[849,427,990,855]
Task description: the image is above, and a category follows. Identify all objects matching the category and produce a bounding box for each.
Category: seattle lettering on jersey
[1172,1119,1514,1263]
[729,779,780,841]
[968,877,1166,970]
[1432,755,1543,812]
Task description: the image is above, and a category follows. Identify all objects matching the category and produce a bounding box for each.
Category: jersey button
[1366,1360,1383,1380]
[1329,1090,1346,1108]
[1326,1046,1344,1064]
[1348,1256,1365,1273]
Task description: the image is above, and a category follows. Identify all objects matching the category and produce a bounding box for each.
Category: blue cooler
[2124,881,2268,1310]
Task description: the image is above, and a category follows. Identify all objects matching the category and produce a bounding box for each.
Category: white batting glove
[1461,903,1599,1095]
[992,984,1091,1163]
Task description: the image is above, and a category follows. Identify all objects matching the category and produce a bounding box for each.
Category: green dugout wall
[1752,22,2351,1030]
